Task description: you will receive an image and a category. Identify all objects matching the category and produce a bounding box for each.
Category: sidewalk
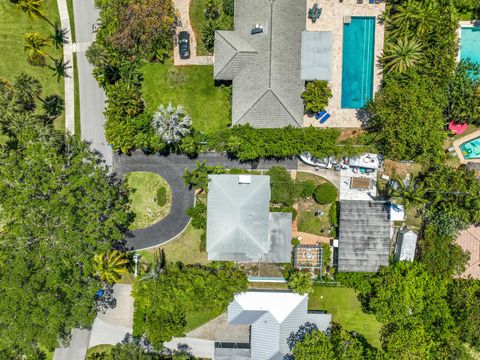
[56,0,75,134]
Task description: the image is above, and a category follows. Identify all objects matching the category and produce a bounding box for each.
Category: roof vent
[251,24,264,35]
[238,175,252,184]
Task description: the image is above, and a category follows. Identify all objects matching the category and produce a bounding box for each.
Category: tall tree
[0,118,132,356]
[12,73,43,111]
[23,32,50,66]
[15,0,56,27]
[151,103,192,144]
[385,174,428,209]
[383,38,423,73]
[94,250,129,284]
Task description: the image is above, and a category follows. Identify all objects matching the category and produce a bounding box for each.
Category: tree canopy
[363,72,447,162]
[0,115,131,356]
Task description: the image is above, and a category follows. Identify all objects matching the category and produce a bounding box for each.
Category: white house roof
[230,291,308,323]
[228,291,332,360]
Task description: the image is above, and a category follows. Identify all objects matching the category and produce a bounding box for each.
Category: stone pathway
[173,0,214,66]
[56,0,75,134]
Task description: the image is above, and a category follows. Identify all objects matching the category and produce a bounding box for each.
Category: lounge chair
[319,113,331,124]
[315,111,326,120]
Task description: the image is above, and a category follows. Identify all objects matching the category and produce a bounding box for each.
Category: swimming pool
[460,137,480,159]
[460,27,480,64]
[341,17,375,109]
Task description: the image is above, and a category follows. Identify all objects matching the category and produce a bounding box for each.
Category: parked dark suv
[178,31,190,59]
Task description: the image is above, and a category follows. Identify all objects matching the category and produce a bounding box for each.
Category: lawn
[126,172,172,230]
[190,0,233,56]
[142,60,231,134]
[85,344,114,359]
[185,308,223,332]
[309,286,382,347]
[0,0,64,130]
[138,224,208,265]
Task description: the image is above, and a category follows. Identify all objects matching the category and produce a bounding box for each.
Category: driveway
[114,152,297,250]
[73,0,112,166]
[164,337,215,359]
[88,284,133,348]
[53,329,91,360]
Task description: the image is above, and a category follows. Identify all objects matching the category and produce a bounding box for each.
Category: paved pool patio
[303,0,385,128]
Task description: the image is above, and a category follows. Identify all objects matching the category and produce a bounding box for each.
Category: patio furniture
[315,110,326,119]
[319,113,331,124]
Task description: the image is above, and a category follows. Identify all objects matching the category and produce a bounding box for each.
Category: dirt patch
[338,128,364,141]
[382,160,422,177]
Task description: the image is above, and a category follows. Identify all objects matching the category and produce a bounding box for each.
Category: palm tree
[93,250,129,284]
[49,57,71,81]
[383,38,423,73]
[151,103,192,144]
[51,25,68,49]
[386,175,428,209]
[23,32,50,66]
[16,0,56,27]
[388,0,420,36]
[414,2,438,37]
[42,94,64,119]
[13,73,43,111]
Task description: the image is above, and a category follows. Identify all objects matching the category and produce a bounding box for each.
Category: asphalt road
[73,0,112,166]
[114,151,297,250]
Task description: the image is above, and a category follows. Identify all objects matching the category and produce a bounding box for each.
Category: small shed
[301,31,333,81]
[394,228,417,262]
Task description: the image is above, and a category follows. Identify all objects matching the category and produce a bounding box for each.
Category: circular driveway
[113,151,297,250]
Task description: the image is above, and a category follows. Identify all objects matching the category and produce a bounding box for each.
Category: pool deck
[303,0,385,128]
[453,130,480,164]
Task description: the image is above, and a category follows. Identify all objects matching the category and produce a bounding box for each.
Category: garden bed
[126,171,172,230]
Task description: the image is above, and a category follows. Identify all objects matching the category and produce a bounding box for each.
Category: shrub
[267,166,295,206]
[301,80,333,113]
[291,238,300,247]
[200,231,207,252]
[313,183,337,204]
[222,0,234,16]
[297,180,316,199]
[321,243,332,267]
[155,186,167,207]
[271,206,297,220]
[288,270,314,294]
[329,201,338,237]
[186,202,207,229]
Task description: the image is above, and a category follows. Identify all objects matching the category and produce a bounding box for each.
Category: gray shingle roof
[338,200,390,272]
[213,0,305,128]
[206,175,292,262]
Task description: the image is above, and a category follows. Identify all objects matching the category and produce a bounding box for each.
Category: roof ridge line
[269,89,302,127]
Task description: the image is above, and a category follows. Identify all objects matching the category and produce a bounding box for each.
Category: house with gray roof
[220,291,331,360]
[394,228,417,262]
[213,0,306,128]
[206,174,292,262]
[338,200,390,272]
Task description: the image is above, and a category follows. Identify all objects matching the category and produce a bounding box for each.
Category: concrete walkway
[164,337,215,359]
[173,0,213,65]
[56,0,75,134]
[114,151,297,250]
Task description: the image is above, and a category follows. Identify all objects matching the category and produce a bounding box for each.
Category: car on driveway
[178,31,190,59]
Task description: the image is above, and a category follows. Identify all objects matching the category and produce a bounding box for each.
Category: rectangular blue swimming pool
[341,17,375,109]
[460,27,480,64]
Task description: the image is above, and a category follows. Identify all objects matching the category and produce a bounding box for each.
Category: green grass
[297,211,323,235]
[309,286,382,347]
[190,0,233,56]
[85,344,114,359]
[142,60,231,134]
[296,171,330,185]
[189,0,210,56]
[126,172,172,230]
[0,0,64,130]
[73,53,81,137]
[138,224,208,265]
[185,308,223,332]
[65,0,76,43]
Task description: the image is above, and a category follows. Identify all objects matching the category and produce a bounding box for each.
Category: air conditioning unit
[238,175,252,184]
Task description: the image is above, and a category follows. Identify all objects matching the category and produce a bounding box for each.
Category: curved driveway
[113,151,297,250]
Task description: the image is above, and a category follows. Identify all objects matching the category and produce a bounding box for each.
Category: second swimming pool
[460,137,480,159]
[341,17,375,109]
